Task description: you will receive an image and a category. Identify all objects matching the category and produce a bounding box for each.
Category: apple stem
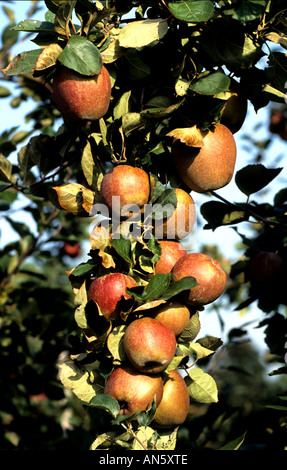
[125,423,149,450]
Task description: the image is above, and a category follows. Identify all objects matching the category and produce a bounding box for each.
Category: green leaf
[220,432,247,450]
[161,276,198,301]
[89,394,120,418]
[118,18,168,48]
[168,0,214,23]
[58,36,102,75]
[12,19,55,33]
[235,164,283,196]
[1,49,42,76]
[200,201,246,230]
[234,0,266,23]
[151,188,177,220]
[113,90,132,120]
[0,157,13,183]
[111,236,132,263]
[191,71,231,95]
[186,367,218,403]
[143,273,172,301]
[0,86,11,98]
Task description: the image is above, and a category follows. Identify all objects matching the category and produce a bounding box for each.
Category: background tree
[0,0,286,450]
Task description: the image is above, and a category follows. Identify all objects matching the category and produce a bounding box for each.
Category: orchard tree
[1,0,287,450]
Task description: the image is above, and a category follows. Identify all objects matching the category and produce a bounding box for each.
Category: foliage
[0,0,287,450]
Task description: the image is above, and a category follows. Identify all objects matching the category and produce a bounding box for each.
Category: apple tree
[1,0,287,450]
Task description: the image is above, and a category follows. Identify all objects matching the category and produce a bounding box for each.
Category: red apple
[148,300,190,336]
[61,242,82,258]
[171,253,227,307]
[100,164,150,217]
[104,364,163,416]
[249,251,284,287]
[172,123,237,193]
[154,188,196,240]
[153,369,190,428]
[88,273,137,320]
[53,64,111,121]
[123,317,177,374]
[154,240,187,275]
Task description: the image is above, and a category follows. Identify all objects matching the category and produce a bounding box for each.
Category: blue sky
[1,1,286,352]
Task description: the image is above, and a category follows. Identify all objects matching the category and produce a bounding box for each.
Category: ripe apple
[154,240,187,275]
[148,300,190,336]
[171,123,237,193]
[154,188,196,240]
[88,273,137,320]
[53,64,111,121]
[104,364,163,416]
[153,370,190,428]
[171,253,227,307]
[123,317,177,374]
[61,241,82,258]
[249,251,284,287]
[100,164,150,217]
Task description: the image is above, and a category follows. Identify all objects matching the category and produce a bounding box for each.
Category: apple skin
[153,370,190,428]
[172,123,237,193]
[171,253,227,307]
[123,317,177,374]
[100,164,150,217]
[88,273,137,320]
[104,364,163,416]
[249,251,284,287]
[154,240,187,275]
[53,65,111,121]
[155,188,196,240]
[149,300,190,336]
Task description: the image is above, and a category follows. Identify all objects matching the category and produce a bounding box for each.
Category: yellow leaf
[53,183,95,215]
[35,43,63,71]
[167,126,203,147]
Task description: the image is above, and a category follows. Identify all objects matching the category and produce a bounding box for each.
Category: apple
[153,370,190,428]
[104,364,163,416]
[249,251,284,287]
[148,300,190,336]
[61,241,82,258]
[100,164,150,217]
[88,272,137,320]
[171,123,237,193]
[154,240,187,275]
[154,188,196,240]
[123,317,177,374]
[171,253,227,307]
[53,64,111,121]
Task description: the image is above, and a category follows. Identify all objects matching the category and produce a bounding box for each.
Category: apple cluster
[52,61,230,428]
[86,163,227,428]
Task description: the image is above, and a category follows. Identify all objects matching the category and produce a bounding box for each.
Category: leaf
[74,280,88,329]
[200,201,246,230]
[234,0,266,23]
[35,43,63,71]
[167,126,203,147]
[107,325,127,363]
[191,71,231,95]
[168,0,214,23]
[151,188,177,220]
[235,164,283,196]
[118,18,168,48]
[161,276,199,301]
[1,49,42,76]
[58,360,104,403]
[53,183,95,215]
[89,394,120,418]
[122,112,147,135]
[114,90,132,120]
[12,19,55,33]
[111,236,132,263]
[0,157,13,183]
[186,367,218,403]
[0,87,11,98]
[178,311,201,343]
[220,432,247,450]
[58,36,102,76]
[143,273,172,301]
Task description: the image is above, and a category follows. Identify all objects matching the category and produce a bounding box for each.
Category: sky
[0,1,286,360]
